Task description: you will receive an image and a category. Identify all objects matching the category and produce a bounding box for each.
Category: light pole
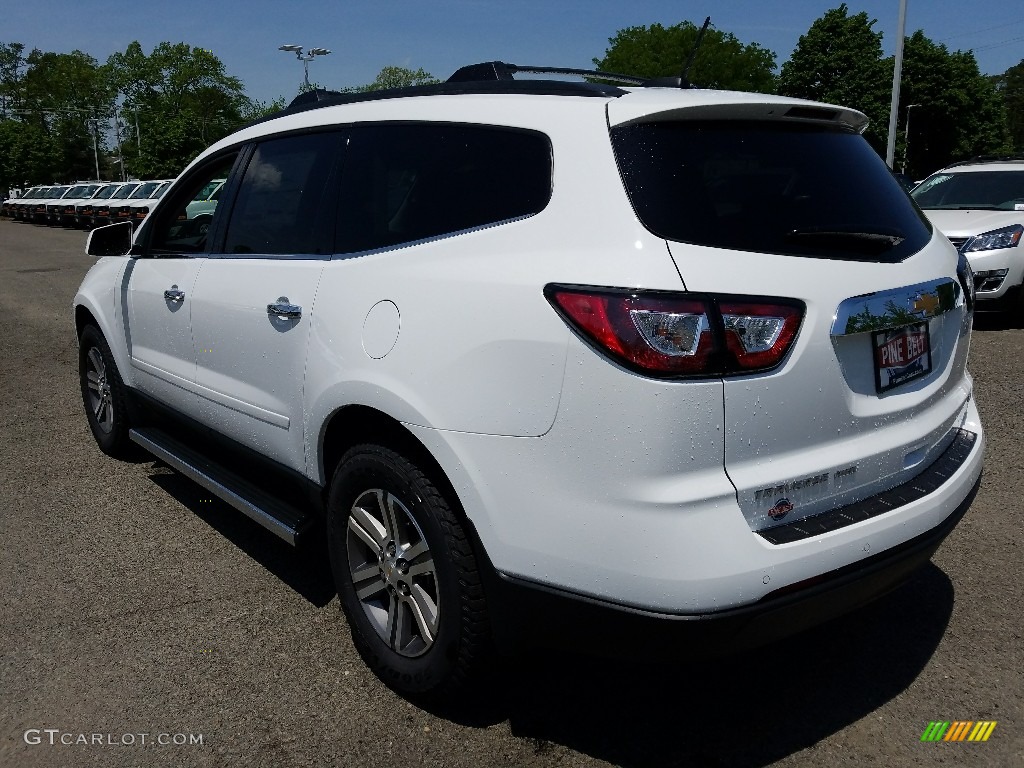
[278,44,332,91]
[885,0,909,168]
[902,104,921,175]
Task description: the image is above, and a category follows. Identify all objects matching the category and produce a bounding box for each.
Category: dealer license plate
[872,322,932,393]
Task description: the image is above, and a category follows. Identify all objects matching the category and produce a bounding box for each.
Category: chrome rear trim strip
[831,277,961,336]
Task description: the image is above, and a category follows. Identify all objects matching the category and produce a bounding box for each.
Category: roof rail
[446,61,691,88]
[272,75,627,121]
[263,60,679,125]
[446,61,651,86]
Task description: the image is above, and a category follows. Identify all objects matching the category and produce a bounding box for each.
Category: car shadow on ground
[143,464,954,767]
[442,564,955,767]
[146,467,336,607]
[972,309,1022,332]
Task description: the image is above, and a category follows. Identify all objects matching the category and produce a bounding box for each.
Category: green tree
[362,66,438,91]
[106,42,249,178]
[0,45,112,186]
[335,66,439,95]
[239,96,287,123]
[593,21,777,93]
[778,4,891,152]
[22,49,113,181]
[898,31,1010,176]
[993,59,1024,153]
[0,119,52,190]
[0,42,26,116]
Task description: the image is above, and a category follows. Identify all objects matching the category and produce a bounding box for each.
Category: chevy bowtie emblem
[913,292,940,315]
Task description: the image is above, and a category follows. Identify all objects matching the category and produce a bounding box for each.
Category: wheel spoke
[86,371,101,392]
[92,396,105,420]
[406,558,435,578]
[381,492,403,544]
[354,575,388,601]
[348,504,386,550]
[407,584,439,643]
[392,597,418,652]
[385,592,400,648]
[350,563,379,584]
[87,348,104,376]
[402,540,428,563]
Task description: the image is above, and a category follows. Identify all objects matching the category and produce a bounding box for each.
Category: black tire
[327,444,490,699]
[78,324,132,456]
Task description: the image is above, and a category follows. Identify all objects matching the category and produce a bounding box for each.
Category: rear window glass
[336,123,551,253]
[611,121,932,262]
[911,171,1024,211]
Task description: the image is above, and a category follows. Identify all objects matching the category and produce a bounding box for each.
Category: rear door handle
[164,289,185,303]
[267,298,302,320]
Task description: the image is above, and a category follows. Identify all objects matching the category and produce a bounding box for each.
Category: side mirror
[85,221,133,257]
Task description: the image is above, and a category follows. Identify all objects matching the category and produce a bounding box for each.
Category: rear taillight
[545,285,803,377]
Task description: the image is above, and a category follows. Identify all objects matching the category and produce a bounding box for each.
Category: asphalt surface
[0,218,1021,768]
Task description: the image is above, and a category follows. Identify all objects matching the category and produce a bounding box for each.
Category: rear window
[911,170,1024,211]
[611,121,931,262]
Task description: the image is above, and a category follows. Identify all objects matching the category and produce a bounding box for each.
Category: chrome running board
[129,427,312,545]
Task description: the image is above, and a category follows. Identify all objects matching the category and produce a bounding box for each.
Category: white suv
[912,157,1024,313]
[75,62,984,699]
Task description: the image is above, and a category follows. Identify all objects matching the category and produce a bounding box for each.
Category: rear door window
[611,121,932,262]
[222,132,341,256]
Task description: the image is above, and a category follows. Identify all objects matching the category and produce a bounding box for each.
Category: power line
[969,35,1024,53]
[938,19,1024,43]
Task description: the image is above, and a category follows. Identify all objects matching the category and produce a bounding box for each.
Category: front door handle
[164,289,185,303]
[267,298,302,320]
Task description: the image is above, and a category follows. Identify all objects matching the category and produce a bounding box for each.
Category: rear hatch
[608,90,974,538]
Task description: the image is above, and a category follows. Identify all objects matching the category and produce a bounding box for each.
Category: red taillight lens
[548,289,715,375]
[546,285,803,378]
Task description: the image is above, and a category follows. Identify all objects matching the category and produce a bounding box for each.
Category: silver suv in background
[912,157,1024,315]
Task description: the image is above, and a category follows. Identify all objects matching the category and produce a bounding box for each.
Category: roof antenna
[680,16,711,88]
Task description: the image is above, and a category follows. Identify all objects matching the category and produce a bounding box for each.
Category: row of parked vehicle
[1,179,175,230]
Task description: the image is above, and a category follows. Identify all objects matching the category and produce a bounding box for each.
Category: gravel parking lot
[1,218,1021,768]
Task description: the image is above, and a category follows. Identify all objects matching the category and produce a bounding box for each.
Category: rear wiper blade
[785,228,905,254]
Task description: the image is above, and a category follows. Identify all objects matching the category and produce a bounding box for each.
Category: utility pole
[91,118,101,180]
[902,104,921,175]
[113,111,126,181]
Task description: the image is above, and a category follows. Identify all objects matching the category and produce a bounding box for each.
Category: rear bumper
[486,473,980,657]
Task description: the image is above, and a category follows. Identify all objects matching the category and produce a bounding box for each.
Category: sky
[4,0,1024,105]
